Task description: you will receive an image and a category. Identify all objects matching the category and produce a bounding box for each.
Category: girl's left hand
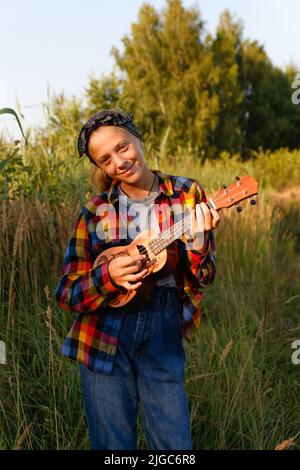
[190,202,221,247]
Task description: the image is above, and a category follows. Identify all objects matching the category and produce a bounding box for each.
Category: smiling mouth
[120,163,135,175]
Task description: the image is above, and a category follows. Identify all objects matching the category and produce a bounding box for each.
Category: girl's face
[87,125,146,184]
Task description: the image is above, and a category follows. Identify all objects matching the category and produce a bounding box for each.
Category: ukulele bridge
[144,258,157,271]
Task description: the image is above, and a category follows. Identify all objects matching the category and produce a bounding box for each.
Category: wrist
[198,231,210,254]
[107,260,121,290]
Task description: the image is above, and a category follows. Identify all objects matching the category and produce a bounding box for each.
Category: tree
[84,0,300,158]
[241,40,300,151]
[111,0,219,156]
[85,71,122,115]
[210,10,244,153]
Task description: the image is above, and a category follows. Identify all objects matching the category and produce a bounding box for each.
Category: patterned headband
[77,109,144,160]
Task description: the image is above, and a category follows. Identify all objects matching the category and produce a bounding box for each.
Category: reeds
[0,149,299,449]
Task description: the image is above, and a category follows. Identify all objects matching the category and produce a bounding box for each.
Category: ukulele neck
[148,211,192,256]
[147,174,258,257]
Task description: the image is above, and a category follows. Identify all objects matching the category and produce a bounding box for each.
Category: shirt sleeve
[54,210,121,313]
[180,180,216,288]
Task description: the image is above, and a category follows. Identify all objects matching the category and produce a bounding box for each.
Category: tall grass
[187,196,300,449]
[0,148,299,449]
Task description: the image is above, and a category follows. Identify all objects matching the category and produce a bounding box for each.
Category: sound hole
[136,244,149,262]
[136,244,157,272]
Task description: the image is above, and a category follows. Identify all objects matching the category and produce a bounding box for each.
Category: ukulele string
[146,185,253,254]
[212,188,253,207]
[208,182,251,206]
[146,216,191,255]
[133,211,194,258]
[125,183,254,263]
[145,185,253,255]
[123,183,252,259]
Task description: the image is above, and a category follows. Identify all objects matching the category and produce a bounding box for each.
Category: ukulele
[93,175,258,308]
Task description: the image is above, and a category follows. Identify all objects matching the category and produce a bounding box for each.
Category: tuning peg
[236,176,240,181]
[250,199,256,206]
[236,205,242,212]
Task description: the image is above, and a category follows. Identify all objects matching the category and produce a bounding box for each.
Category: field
[0,144,299,449]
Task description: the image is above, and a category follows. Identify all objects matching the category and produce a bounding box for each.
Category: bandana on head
[77,109,144,160]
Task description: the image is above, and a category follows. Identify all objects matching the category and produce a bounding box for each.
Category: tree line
[86,0,300,158]
[2,0,299,161]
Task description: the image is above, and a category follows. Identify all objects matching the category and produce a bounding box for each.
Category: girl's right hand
[107,253,148,291]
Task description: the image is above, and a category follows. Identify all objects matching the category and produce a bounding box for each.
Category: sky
[0,0,299,139]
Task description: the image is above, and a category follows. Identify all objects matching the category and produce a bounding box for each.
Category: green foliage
[0,100,299,450]
[0,0,300,450]
[109,0,221,156]
[85,71,122,114]
[242,40,300,151]
[3,2,300,158]
[0,96,91,206]
[84,0,300,157]
[0,107,27,143]
[210,10,244,153]
[0,153,299,449]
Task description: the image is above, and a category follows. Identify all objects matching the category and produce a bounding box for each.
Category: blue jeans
[79,285,192,450]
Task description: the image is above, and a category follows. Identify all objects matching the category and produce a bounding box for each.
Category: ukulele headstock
[210,176,258,212]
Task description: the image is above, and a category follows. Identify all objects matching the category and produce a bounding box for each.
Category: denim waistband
[144,285,180,310]
[106,285,180,315]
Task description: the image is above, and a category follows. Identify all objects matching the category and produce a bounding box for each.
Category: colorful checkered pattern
[54,169,216,374]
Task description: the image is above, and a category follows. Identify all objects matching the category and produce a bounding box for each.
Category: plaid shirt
[54,170,216,374]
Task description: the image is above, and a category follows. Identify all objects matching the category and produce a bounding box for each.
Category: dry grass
[0,152,299,449]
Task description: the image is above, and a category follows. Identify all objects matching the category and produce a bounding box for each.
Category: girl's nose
[115,154,131,172]
[114,152,127,166]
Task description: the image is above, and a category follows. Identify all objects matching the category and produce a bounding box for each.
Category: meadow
[0,140,299,449]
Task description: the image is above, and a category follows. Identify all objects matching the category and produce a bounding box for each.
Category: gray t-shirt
[117,183,177,287]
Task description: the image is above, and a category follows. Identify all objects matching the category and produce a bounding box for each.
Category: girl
[55,109,220,450]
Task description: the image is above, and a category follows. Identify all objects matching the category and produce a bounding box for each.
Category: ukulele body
[93,230,169,308]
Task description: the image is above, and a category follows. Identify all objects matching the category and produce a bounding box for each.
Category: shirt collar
[107,168,174,204]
